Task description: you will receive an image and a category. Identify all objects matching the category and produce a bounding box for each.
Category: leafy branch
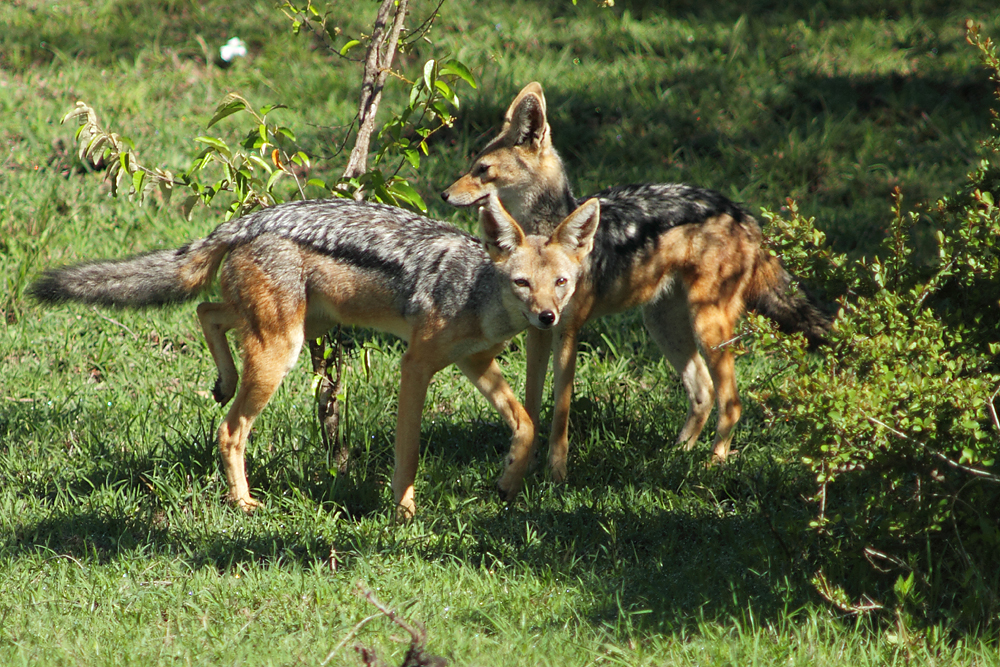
[62,94,312,220]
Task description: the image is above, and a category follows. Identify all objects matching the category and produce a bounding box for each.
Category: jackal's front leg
[393,349,437,521]
[523,326,553,462]
[457,350,535,503]
[547,324,581,483]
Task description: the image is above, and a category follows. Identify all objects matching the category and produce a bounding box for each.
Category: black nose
[538,310,556,327]
[441,191,449,202]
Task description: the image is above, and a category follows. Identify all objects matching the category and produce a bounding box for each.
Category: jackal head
[443,82,573,225]
[479,193,599,330]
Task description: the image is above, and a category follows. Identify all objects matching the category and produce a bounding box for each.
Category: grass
[2,0,1000,664]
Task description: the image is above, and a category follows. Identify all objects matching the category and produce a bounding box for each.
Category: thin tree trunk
[342,0,411,189]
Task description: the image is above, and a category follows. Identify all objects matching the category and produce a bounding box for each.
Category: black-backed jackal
[444,82,828,499]
[30,194,600,518]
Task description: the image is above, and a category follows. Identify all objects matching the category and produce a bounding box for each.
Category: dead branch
[351,582,446,667]
[864,413,1000,483]
[310,327,349,471]
[342,0,411,191]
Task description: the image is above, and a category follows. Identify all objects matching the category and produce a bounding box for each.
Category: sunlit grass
[2,1,999,664]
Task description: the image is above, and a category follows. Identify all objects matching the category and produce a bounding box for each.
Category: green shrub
[748,22,1000,631]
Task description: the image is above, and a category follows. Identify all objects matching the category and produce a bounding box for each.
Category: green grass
[3,0,1000,664]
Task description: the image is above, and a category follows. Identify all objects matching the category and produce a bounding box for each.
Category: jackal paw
[706,449,739,468]
[549,458,568,484]
[394,499,416,523]
[677,438,700,452]
[212,377,234,406]
[496,474,524,504]
[496,481,514,503]
[233,496,260,513]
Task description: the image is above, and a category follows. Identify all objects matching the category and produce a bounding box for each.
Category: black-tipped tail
[28,249,195,309]
[747,259,831,349]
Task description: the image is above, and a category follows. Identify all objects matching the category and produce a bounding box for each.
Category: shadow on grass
[2,329,993,632]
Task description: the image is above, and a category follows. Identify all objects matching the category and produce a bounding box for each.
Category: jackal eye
[473,163,490,178]
[555,277,568,287]
[513,278,530,288]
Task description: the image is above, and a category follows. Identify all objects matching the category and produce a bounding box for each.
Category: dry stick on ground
[353,582,446,667]
[319,582,445,667]
[309,0,411,467]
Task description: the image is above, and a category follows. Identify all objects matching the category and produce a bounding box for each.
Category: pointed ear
[502,82,549,148]
[551,198,600,257]
[479,194,526,260]
[504,82,547,123]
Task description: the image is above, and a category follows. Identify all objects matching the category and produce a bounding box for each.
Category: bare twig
[320,610,386,667]
[988,381,1000,441]
[350,581,446,667]
[91,307,138,339]
[712,332,751,350]
[812,570,884,615]
[864,413,1000,483]
[863,546,910,573]
[402,0,446,46]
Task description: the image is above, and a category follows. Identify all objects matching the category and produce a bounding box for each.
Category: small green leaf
[339,39,360,56]
[434,79,458,107]
[402,148,420,169]
[388,179,427,213]
[265,169,284,191]
[207,96,247,128]
[158,179,173,204]
[181,195,200,221]
[132,169,145,198]
[194,136,232,158]
[258,103,287,116]
[440,59,477,89]
[423,59,436,92]
[247,154,271,172]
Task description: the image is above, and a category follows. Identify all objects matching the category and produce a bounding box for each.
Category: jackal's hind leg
[217,318,305,511]
[642,294,714,450]
[197,302,239,405]
[690,305,741,464]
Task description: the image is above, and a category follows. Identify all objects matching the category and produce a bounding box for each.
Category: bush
[749,22,1000,631]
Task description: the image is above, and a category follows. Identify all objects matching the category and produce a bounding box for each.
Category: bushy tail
[29,235,230,309]
[746,251,831,349]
